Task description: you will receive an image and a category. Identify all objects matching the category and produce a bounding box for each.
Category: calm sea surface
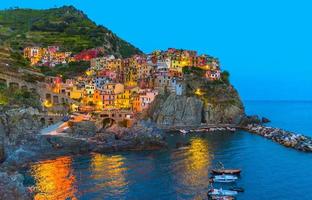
[23,101,312,199]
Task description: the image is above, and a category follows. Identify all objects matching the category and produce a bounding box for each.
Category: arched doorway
[102,118,116,129]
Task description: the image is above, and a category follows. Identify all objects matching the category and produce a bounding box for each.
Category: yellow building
[23,47,47,65]
[107,59,122,71]
[69,86,84,100]
[103,83,124,109]
[124,67,138,87]
[116,89,131,109]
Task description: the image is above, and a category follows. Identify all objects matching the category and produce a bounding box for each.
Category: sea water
[23,101,312,199]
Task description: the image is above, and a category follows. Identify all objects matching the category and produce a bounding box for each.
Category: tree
[221,70,230,84]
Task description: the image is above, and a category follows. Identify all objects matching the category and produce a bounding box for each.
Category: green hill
[0,5,142,58]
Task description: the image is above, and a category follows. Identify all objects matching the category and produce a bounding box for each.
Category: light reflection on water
[171,138,212,199]
[30,156,77,200]
[25,132,312,200]
[27,137,214,200]
[89,154,128,195]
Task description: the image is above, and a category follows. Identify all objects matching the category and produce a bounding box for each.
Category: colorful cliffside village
[24,46,103,66]
[24,47,221,125]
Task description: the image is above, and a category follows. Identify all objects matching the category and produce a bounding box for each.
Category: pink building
[133,89,158,112]
[47,46,59,54]
[99,69,117,80]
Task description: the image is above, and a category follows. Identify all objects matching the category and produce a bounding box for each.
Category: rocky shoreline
[2,121,166,167]
[1,107,312,199]
[243,124,312,152]
[0,107,166,199]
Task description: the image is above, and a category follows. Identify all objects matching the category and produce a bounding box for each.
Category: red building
[74,49,100,61]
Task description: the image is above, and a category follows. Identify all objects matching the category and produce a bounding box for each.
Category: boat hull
[211,169,241,175]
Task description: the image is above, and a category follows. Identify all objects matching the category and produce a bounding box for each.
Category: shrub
[221,70,230,84]
[0,86,41,108]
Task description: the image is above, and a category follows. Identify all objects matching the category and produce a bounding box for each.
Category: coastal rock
[203,103,244,124]
[0,171,32,200]
[94,121,166,152]
[46,135,91,154]
[0,107,42,146]
[150,94,203,126]
[67,121,96,138]
[0,143,5,163]
[244,124,312,152]
[262,117,271,123]
[239,115,261,126]
[147,77,245,127]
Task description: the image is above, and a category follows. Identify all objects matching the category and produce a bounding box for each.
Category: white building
[85,84,96,95]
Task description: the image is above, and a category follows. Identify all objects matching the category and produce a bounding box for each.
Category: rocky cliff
[0,107,42,147]
[147,74,245,127]
[148,94,204,126]
[0,106,45,166]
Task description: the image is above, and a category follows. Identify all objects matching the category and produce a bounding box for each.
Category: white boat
[213,175,238,183]
[177,146,189,150]
[179,129,188,134]
[208,188,238,197]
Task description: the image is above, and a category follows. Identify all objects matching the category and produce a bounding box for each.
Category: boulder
[239,115,261,126]
[68,121,96,138]
[95,121,167,152]
[47,136,91,154]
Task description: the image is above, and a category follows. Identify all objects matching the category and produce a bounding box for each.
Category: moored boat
[211,174,238,183]
[211,169,241,175]
[179,129,188,134]
[208,188,238,197]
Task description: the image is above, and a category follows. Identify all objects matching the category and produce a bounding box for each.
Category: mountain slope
[0,6,142,58]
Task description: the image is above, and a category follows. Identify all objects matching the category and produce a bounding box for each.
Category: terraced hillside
[0,6,142,59]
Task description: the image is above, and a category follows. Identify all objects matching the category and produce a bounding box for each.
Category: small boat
[208,188,238,197]
[211,162,241,175]
[212,175,238,183]
[177,146,189,150]
[211,169,241,175]
[179,129,188,134]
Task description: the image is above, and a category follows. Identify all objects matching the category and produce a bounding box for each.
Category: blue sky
[1,0,312,100]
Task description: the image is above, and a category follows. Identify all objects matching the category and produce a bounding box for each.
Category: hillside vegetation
[0,6,142,60]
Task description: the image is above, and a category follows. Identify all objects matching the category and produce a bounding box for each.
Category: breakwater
[243,124,312,152]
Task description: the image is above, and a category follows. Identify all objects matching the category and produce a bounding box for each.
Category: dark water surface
[23,101,312,199]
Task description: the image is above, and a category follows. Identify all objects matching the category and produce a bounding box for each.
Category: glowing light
[181,61,187,66]
[195,89,202,96]
[70,103,79,112]
[96,101,103,111]
[85,70,92,76]
[43,100,53,108]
